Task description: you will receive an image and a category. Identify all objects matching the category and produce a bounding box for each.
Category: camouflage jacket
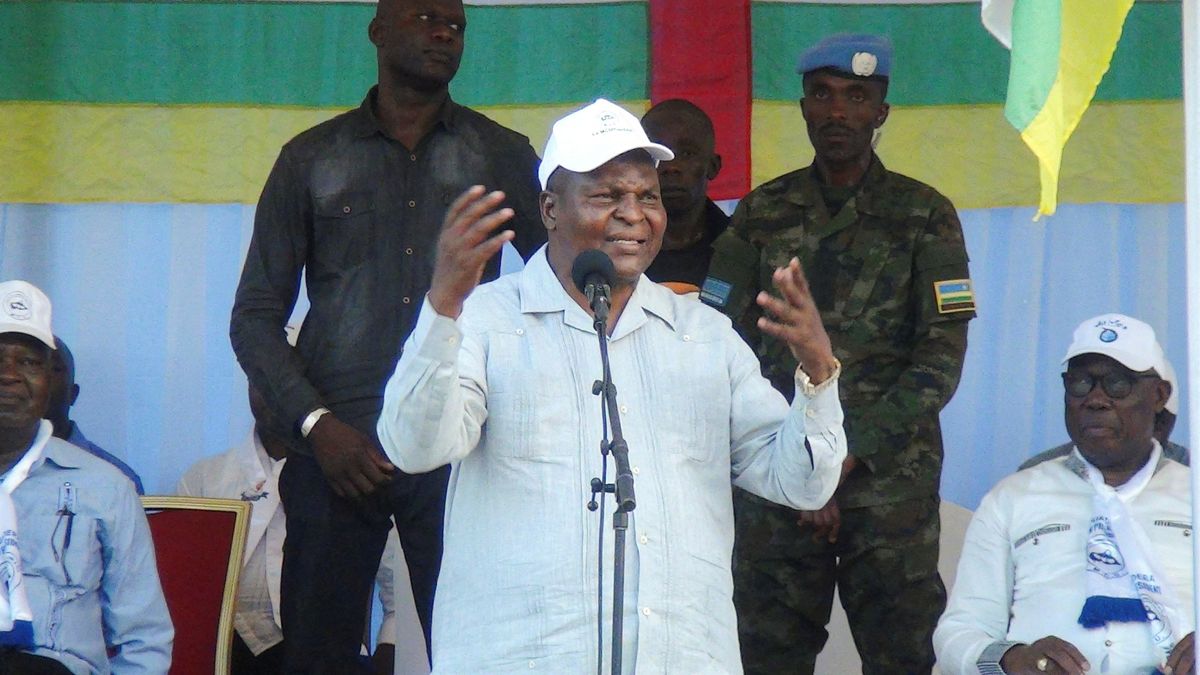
[703,157,974,508]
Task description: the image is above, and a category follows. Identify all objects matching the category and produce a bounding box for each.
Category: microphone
[570,249,616,324]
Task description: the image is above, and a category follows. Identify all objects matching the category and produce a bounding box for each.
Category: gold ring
[1036,656,1049,671]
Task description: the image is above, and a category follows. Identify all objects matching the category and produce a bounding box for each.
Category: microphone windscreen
[570,249,616,294]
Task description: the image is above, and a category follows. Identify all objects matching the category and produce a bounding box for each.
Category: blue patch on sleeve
[700,277,733,308]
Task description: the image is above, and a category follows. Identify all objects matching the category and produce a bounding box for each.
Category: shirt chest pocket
[1011,523,1077,590]
[653,333,729,463]
[312,191,376,273]
[483,332,582,461]
[19,513,103,596]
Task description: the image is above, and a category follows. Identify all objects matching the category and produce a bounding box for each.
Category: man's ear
[368,17,384,48]
[69,383,80,407]
[874,101,891,128]
[1153,378,1172,413]
[539,191,557,231]
[706,153,723,181]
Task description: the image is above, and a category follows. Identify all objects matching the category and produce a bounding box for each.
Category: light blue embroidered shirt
[378,248,846,674]
[9,423,172,674]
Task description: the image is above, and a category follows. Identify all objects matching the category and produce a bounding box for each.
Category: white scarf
[0,420,50,647]
[1076,443,1184,664]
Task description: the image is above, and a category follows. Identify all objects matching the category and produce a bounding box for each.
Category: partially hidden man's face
[46,342,77,427]
[369,0,466,90]
[1063,353,1169,474]
[0,334,52,434]
[542,151,668,289]
[641,112,718,217]
[800,70,889,165]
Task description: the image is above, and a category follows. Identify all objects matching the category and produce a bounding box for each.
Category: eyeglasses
[1062,371,1159,399]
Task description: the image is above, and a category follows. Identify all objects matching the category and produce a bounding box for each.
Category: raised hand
[755,257,837,383]
[427,186,517,319]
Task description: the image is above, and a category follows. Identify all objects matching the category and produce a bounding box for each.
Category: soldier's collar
[786,155,889,212]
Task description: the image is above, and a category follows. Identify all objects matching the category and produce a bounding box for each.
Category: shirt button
[639,534,648,545]
[405,247,414,255]
[1104,639,1113,647]
[631,466,640,475]
[683,335,691,342]
[410,154,417,162]
[408,200,417,208]
[402,296,411,304]
[528,660,535,669]
[342,205,352,214]
[447,336,458,344]
[620,405,628,414]
[515,329,525,336]
[806,408,816,418]
[641,607,651,616]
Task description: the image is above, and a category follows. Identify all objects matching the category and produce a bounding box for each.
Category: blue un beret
[796,33,892,80]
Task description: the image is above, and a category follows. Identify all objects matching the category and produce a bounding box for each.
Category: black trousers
[278,452,449,674]
[0,651,72,675]
[231,633,286,674]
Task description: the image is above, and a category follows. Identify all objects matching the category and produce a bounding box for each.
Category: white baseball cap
[0,280,55,350]
[1061,313,1165,376]
[538,98,674,190]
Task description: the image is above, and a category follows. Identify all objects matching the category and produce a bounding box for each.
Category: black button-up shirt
[231,88,546,450]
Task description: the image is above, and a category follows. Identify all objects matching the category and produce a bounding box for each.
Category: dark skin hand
[797,455,858,542]
[308,414,395,500]
[1166,632,1195,675]
[1000,636,1089,674]
[754,258,837,384]
[427,186,515,319]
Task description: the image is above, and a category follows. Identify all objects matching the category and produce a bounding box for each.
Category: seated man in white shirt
[178,382,400,674]
[376,99,847,674]
[935,313,1194,675]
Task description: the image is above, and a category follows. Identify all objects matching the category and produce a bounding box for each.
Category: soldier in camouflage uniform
[702,34,975,674]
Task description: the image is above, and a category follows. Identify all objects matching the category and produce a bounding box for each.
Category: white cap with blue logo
[0,280,55,350]
[1061,313,1165,376]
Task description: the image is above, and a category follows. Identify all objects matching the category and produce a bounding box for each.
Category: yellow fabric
[1018,0,1135,217]
[1,98,1180,208]
[751,99,1180,211]
[0,101,623,204]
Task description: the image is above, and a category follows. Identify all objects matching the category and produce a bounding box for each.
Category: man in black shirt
[229,0,545,670]
[640,99,729,295]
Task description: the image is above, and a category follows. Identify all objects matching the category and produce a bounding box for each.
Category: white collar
[1,420,52,494]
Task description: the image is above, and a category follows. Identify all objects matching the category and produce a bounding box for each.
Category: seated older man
[935,313,1193,675]
[1019,354,1188,470]
[0,280,172,673]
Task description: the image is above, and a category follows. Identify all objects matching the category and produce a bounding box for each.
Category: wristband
[795,358,841,398]
[300,407,332,437]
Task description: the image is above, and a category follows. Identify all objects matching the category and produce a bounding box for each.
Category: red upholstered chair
[141,496,250,675]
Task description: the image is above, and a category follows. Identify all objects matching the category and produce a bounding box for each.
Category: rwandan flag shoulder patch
[934,279,976,314]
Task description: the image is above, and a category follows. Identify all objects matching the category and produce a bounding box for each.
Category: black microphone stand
[585,286,636,675]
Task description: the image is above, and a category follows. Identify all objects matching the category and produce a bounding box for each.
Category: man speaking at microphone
[376,99,847,674]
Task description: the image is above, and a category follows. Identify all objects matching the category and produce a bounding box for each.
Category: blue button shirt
[65,423,144,495]
[10,425,172,673]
